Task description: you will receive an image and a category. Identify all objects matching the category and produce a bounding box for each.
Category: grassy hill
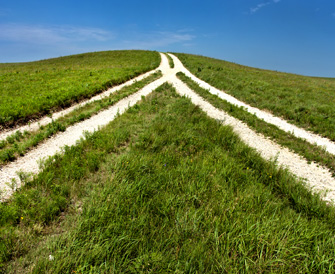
[0,50,160,128]
[1,52,335,273]
[174,53,335,141]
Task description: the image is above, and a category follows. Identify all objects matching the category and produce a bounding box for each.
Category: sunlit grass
[0,71,162,165]
[0,50,160,128]
[2,84,335,273]
[177,71,335,176]
[174,53,335,141]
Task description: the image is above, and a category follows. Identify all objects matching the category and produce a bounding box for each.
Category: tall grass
[2,84,335,273]
[174,53,335,141]
[0,50,160,128]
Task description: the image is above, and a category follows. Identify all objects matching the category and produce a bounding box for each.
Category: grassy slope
[2,84,335,273]
[0,71,162,165]
[177,72,335,175]
[0,50,160,128]
[174,53,335,141]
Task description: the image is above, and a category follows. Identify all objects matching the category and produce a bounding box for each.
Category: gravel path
[0,64,162,142]
[167,54,335,203]
[1,52,335,203]
[169,53,335,156]
[0,53,169,200]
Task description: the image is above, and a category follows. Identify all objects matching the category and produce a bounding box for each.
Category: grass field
[0,71,162,166]
[0,50,160,128]
[2,84,335,273]
[177,72,335,176]
[174,53,335,141]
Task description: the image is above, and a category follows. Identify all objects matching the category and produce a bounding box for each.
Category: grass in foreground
[0,50,160,128]
[1,84,335,273]
[177,72,335,176]
[174,53,335,141]
[0,71,162,166]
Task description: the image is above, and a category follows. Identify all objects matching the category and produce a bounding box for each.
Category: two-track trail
[0,53,169,200]
[1,52,335,203]
[168,54,335,202]
[0,61,162,142]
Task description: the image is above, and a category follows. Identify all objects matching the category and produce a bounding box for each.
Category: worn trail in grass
[2,52,335,272]
[177,71,335,178]
[0,50,160,129]
[2,52,335,205]
[0,71,162,166]
[173,53,335,141]
[2,84,335,273]
[171,54,335,157]
[0,61,161,143]
[171,75,335,202]
[0,72,167,200]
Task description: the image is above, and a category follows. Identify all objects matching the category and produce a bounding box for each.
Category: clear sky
[0,0,334,77]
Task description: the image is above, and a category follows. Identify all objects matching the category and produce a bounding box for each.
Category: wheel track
[0,61,163,142]
[1,52,335,203]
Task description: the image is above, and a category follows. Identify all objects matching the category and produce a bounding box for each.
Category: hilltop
[1,51,335,273]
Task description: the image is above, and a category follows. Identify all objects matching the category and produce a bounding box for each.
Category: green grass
[2,84,335,273]
[174,53,335,141]
[0,50,160,128]
[166,53,175,68]
[0,71,162,166]
[177,72,335,176]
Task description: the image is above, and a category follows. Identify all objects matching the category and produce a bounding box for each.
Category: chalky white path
[1,52,335,203]
[0,62,162,142]
[169,53,335,156]
[0,53,169,200]
[167,54,335,203]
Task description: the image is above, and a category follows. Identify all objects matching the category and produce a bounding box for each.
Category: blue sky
[0,0,334,77]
